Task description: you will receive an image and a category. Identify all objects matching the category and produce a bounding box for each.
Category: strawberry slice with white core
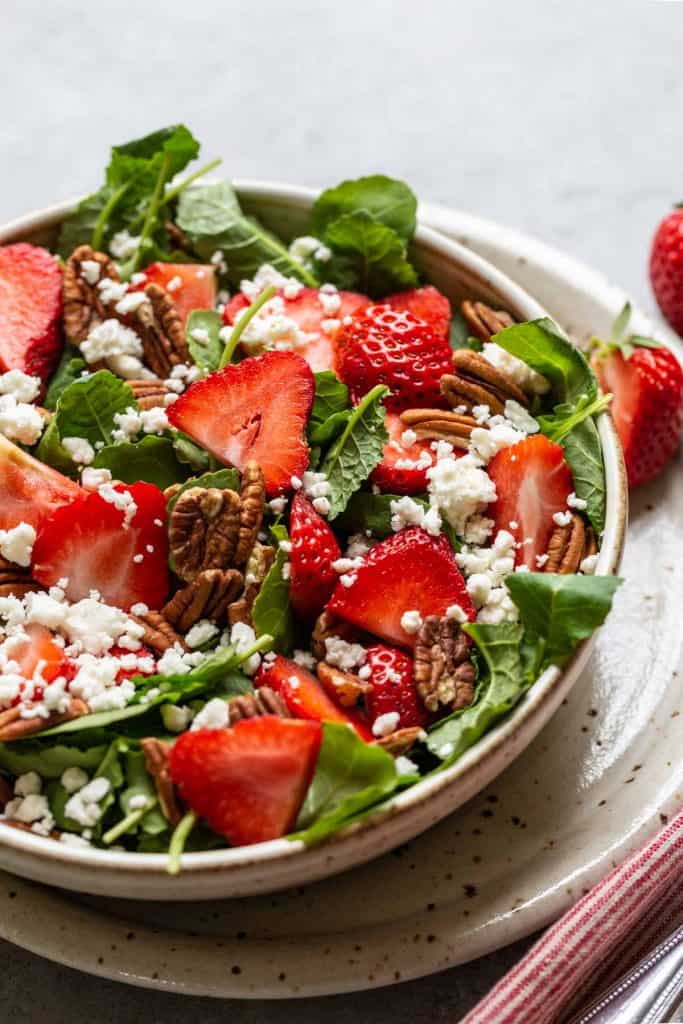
[487,434,574,569]
[223,287,369,372]
[9,623,71,685]
[32,482,169,610]
[169,717,322,846]
[255,655,373,741]
[166,350,314,497]
[132,263,216,325]
[0,433,81,533]
[370,411,437,495]
[327,527,475,649]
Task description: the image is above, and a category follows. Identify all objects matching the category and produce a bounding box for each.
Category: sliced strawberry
[488,434,574,569]
[132,263,216,326]
[169,717,322,845]
[327,527,475,649]
[384,285,451,340]
[337,304,453,411]
[223,287,369,372]
[364,643,427,730]
[32,482,169,611]
[255,655,374,741]
[592,343,683,488]
[289,493,341,622]
[0,243,63,386]
[167,351,314,496]
[108,643,156,683]
[370,411,436,495]
[0,434,81,533]
[9,624,70,685]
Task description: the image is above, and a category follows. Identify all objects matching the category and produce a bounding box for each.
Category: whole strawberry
[337,304,453,411]
[590,305,683,487]
[650,207,683,336]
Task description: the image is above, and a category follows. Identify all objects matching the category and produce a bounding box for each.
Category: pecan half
[164,482,182,504]
[0,556,42,600]
[461,300,515,343]
[127,378,173,410]
[235,461,266,567]
[128,610,186,654]
[227,543,275,626]
[544,513,598,574]
[376,726,424,757]
[311,610,363,661]
[0,700,89,742]
[63,245,120,343]
[442,350,529,416]
[169,486,241,582]
[140,738,182,825]
[414,616,476,713]
[228,687,289,723]
[131,283,191,378]
[316,662,371,708]
[399,407,477,448]
[163,568,244,632]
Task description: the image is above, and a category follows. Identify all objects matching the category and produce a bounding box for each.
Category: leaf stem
[91,180,133,251]
[234,633,275,667]
[127,157,223,233]
[167,810,197,875]
[218,285,277,368]
[122,153,171,278]
[102,797,157,845]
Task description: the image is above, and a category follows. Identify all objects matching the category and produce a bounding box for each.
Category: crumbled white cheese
[156,643,204,676]
[268,496,288,515]
[81,467,112,491]
[324,636,367,671]
[395,755,419,776]
[98,482,137,528]
[62,436,95,465]
[504,400,539,434]
[401,428,418,448]
[0,394,44,445]
[580,553,599,575]
[346,533,375,559]
[553,510,573,527]
[81,319,143,365]
[390,496,442,536]
[80,259,101,285]
[0,522,36,567]
[469,418,525,464]
[109,231,140,260]
[288,236,330,267]
[191,697,230,731]
[15,771,42,796]
[185,619,219,649]
[427,452,496,537]
[61,766,89,794]
[0,369,40,404]
[567,492,588,511]
[64,776,111,827]
[292,649,317,670]
[482,342,550,395]
[372,712,400,738]
[161,704,193,733]
[114,290,149,316]
[400,609,423,635]
[332,556,365,574]
[445,604,469,624]
[229,621,261,675]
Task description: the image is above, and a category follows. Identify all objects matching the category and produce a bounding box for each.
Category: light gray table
[1,0,681,1018]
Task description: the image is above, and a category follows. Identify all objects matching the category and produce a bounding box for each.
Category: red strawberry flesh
[0,243,63,386]
[133,262,216,325]
[384,285,451,339]
[364,643,427,729]
[289,492,341,622]
[370,411,436,495]
[0,434,81,533]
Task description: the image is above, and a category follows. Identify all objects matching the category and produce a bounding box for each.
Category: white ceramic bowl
[0,183,627,899]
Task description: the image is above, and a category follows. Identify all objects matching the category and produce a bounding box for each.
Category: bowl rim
[0,181,628,883]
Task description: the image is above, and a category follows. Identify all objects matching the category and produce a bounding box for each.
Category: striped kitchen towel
[461,807,683,1024]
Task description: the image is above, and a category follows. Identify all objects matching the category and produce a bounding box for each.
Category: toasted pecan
[140,738,182,825]
[414,616,476,714]
[128,610,186,654]
[316,662,371,708]
[0,700,89,742]
[127,377,174,410]
[234,461,266,568]
[132,284,191,378]
[544,514,598,574]
[62,245,120,343]
[442,349,529,417]
[169,486,241,582]
[0,556,42,600]
[376,726,424,757]
[227,543,275,626]
[399,407,477,447]
[311,610,364,661]
[461,300,515,343]
[228,687,289,723]
[163,568,244,632]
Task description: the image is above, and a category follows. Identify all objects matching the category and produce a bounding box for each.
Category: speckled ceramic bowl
[0,183,627,899]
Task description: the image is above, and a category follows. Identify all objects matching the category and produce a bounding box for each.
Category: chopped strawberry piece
[327,527,475,649]
[32,482,169,611]
[108,643,156,683]
[223,286,369,373]
[0,434,81,533]
[592,344,683,488]
[384,285,451,339]
[255,655,373,741]
[0,243,63,386]
[167,351,314,496]
[132,263,216,325]
[289,493,341,622]
[337,304,453,411]
[169,717,322,845]
[488,435,574,569]
[370,411,436,495]
[364,643,427,730]
[10,624,71,684]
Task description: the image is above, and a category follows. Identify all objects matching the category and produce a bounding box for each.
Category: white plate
[1,204,681,997]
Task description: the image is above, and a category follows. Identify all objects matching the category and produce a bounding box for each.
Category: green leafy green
[311,371,351,421]
[176,181,318,288]
[93,436,190,490]
[252,524,295,653]
[54,371,136,447]
[311,175,417,243]
[493,319,597,406]
[505,572,622,679]
[118,749,168,837]
[426,622,525,762]
[321,384,389,518]
[44,347,86,411]
[559,417,606,533]
[321,211,419,298]
[172,431,211,472]
[294,723,400,843]
[34,418,78,476]
[0,742,107,778]
[186,309,224,373]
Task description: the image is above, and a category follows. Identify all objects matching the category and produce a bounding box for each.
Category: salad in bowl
[0,125,622,884]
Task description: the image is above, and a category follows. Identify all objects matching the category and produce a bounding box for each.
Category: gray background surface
[0,0,680,1019]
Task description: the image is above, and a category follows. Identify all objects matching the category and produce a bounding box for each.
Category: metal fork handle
[567,920,683,1023]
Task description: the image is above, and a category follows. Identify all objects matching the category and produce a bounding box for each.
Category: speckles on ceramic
[0,208,676,998]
